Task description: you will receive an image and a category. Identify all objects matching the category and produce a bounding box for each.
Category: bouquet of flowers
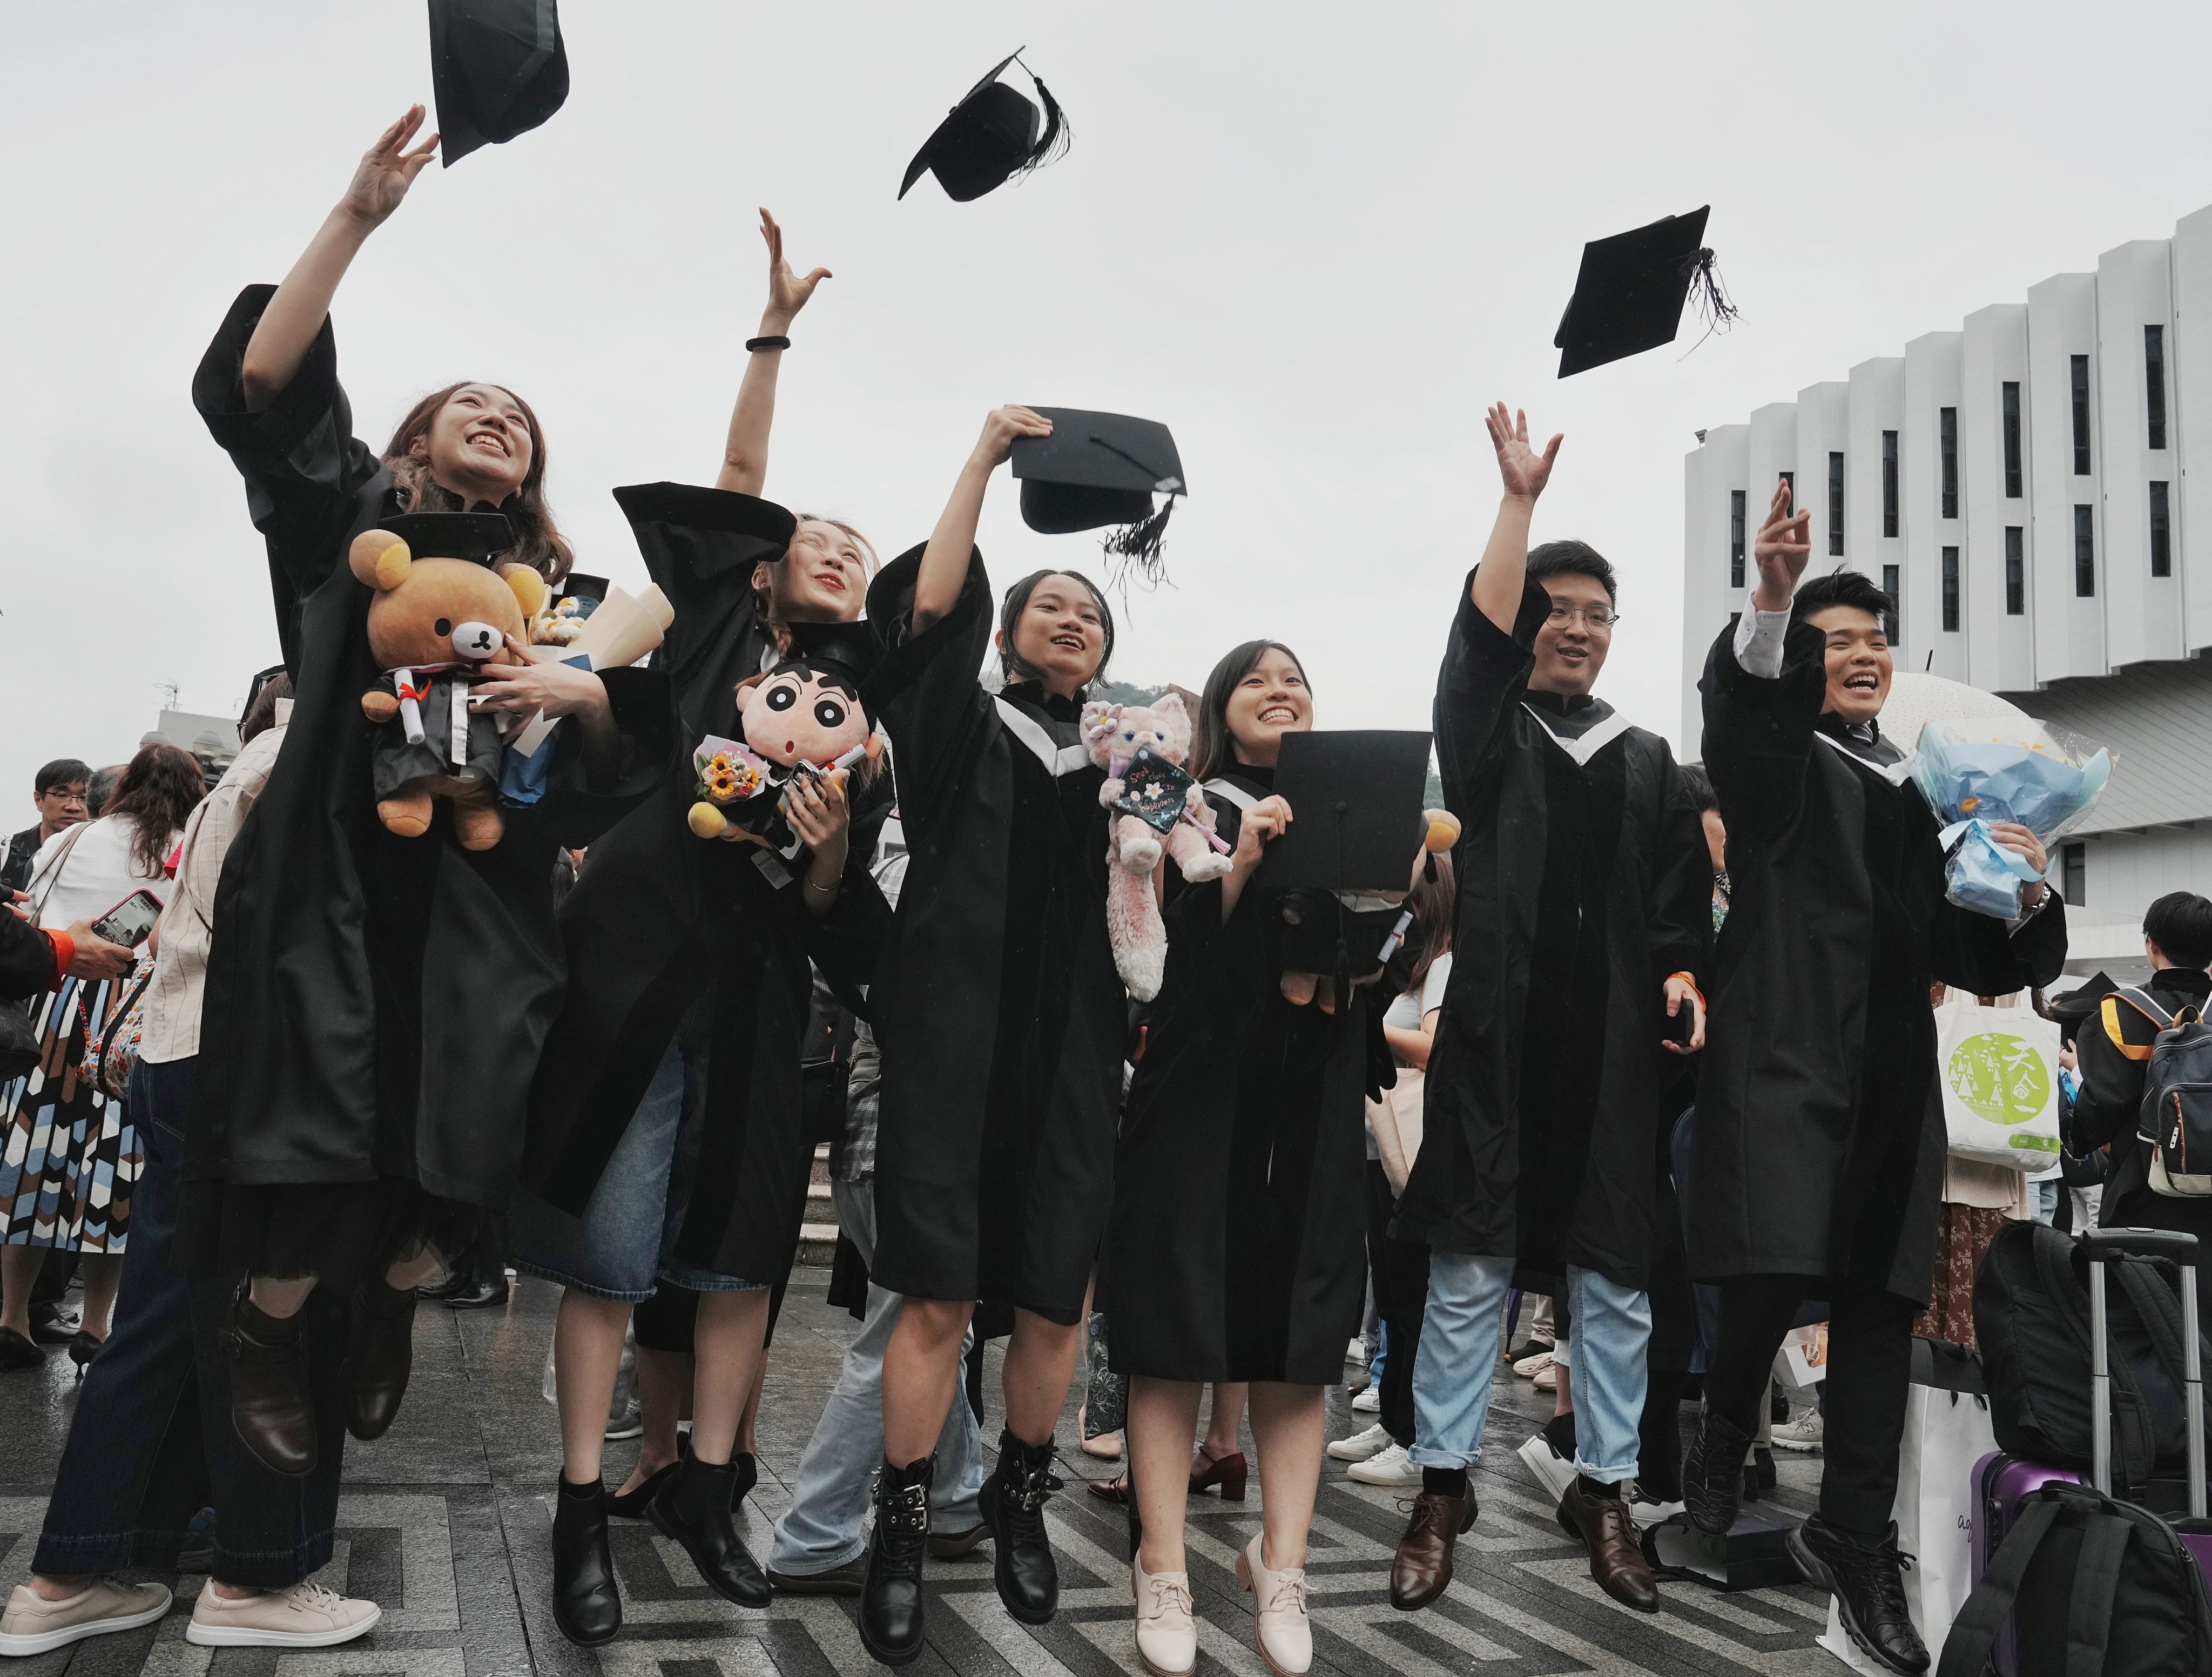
[1910,718,2113,918]
[686,735,771,840]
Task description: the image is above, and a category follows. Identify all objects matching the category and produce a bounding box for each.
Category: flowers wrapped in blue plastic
[1910,718,2113,918]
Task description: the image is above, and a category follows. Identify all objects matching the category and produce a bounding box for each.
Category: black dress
[1691,617,2068,1301]
[861,548,1122,1325]
[182,286,672,1277]
[1394,574,1713,1292]
[521,484,890,1285]
[1105,765,1373,1384]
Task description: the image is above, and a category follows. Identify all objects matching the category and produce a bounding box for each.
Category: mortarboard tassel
[1677,247,1740,359]
[1101,495,1176,592]
[1011,61,1070,182]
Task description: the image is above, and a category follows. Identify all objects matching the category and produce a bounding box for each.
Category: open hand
[759,208,831,330]
[59,918,136,981]
[1662,973,1706,1055]
[973,405,1054,470]
[1750,477,1813,612]
[341,106,439,231]
[470,639,611,722]
[1485,402,1563,503]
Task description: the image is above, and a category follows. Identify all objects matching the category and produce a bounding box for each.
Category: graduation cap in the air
[377,509,517,563]
[428,0,570,168]
[1554,205,1738,378]
[899,50,1068,203]
[1010,409,1185,585]
[1256,731,1435,894]
[778,619,884,713]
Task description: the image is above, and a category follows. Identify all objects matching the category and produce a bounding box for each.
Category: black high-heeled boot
[551,1475,622,1646]
[860,1455,933,1667]
[227,1292,318,1477]
[646,1452,770,1607]
[978,1429,1060,1625]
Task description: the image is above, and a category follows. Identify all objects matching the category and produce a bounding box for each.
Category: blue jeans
[1410,1254,1650,1483]
[767,1177,983,1576]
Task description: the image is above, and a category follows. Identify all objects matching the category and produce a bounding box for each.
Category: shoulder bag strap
[1937,1496,2062,1677]
[23,820,90,924]
[2063,1511,2132,1677]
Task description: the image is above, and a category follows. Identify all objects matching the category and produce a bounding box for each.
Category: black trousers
[1705,1273,1917,1542]
[1364,1162,1431,1447]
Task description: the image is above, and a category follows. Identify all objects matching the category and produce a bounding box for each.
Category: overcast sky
[6,0,2212,810]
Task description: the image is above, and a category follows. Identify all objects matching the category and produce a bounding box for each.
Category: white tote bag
[1934,998,2062,1171]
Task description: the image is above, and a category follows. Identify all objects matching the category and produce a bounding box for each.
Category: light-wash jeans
[766,1176,983,1575]
[1410,1253,1651,1483]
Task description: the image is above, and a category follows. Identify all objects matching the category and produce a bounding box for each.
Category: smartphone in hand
[91,889,164,948]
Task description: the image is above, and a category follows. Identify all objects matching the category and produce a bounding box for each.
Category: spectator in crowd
[0,743,204,1364]
[83,766,127,820]
[0,761,91,898]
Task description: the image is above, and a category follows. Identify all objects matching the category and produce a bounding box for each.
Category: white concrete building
[1682,205,2212,974]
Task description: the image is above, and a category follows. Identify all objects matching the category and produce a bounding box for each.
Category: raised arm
[240,107,439,413]
[1467,401,1563,634]
[714,208,832,496]
[911,406,1052,634]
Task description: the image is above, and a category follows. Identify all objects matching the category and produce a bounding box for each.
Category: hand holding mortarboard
[758,209,832,334]
[1750,477,1813,612]
[339,106,441,232]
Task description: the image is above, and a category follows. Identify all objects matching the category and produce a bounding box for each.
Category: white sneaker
[1626,1480,1687,1529]
[1131,1557,1196,1677]
[1772,1409,1825,1453]
[1347,1441,1423,1487]
[1327,1422,1394,1462]
[0,1580,171,1655]
[1345,1337,1367,1365]
[1236,1531,1312,1676]
[1515,1430,1577,1504]
[185,1581,381,1648]
[1350,1385,1381,1414]
[1513,1349,1554,1379]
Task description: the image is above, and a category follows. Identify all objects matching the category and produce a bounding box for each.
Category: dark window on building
[2074,504,2095,595]
[1880,563,1901,641]
[2152,480,2173,577]
[2005,526,2025,615]
[1941,546,1960,631]
[2071,354,2092,474]
[2061,841,2087,908]
[2002,381,2023,497]
[1940,407,1959,520]
[2147,325,2168,450]
[1828,452,1845,556]
[1729,489,1746,588]
[1882,430,1899,536]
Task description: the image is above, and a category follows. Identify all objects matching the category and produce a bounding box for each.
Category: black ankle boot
[1787,1515,1930,1674]
[1683,1408,1754,1535]
[343,1277,418,1441]
[860,1455,933,1667]
[647,1452,770,1607]
[978,1429,1059,1625]
[227,1292,318,1478]
[730,1451,758,1512]
[551,1476,622,1646]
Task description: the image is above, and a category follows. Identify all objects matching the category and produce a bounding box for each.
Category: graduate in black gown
[507,211,894,1643]
[858,406,1124,1666]
[1681,482,2066,1675]
[181,109,671,1478]
[1107,638,1364,1677]
[1385,406,1712,1618]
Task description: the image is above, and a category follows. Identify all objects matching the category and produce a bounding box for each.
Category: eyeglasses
[1546,605,1620,630]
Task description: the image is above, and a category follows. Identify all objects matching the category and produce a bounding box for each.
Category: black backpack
[1975,1220,2212,1498]
[1937,1481,2212,1677]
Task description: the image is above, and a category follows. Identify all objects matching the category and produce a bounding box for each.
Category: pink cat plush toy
[1080,693,1232,1000]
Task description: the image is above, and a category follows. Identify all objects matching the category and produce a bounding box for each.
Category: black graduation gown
[520,484,890,1284]
[861,548,1122,1325]
[1691,618,2069,1302]
[1105,766,1372,1383]
[1394,575,1711,1292]
[0,912,55,1003]
[183,286,672,1252]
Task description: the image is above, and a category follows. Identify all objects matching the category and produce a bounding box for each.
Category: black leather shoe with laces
[860,1455,934,1666]
[1786,1514,1929,1675]
[648,1453,771,1607]
[978,1430,1060,1625]
[551,1476,622,1645]
[1682,1408,1754,1535]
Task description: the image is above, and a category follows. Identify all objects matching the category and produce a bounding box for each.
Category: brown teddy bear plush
[349,518,547,851]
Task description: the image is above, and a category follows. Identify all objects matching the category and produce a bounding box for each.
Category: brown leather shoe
[227,1292,318,1477]
[1390,1490,1476,1610]
[343,1277,418,1441]
[1557,1479,1660,1612]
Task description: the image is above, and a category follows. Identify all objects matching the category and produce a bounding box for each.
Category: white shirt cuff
[1732,607,1791,679]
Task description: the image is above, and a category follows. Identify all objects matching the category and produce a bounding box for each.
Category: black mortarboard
[428,0,570,169]
[378,509,516,563]
[1554,205,1738,378]
[899,50,1068,203]
[1010,408,1185,586]
[243,662,288,718]
[778,619,884,709]
[1256,731,1435,893]
[2049,970,2119,1043]
[555,572,608,610]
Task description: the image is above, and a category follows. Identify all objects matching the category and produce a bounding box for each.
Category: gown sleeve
[860,544,995,840]
[526,665,680,847]
[612,482,792,729]
[1432,571,1552,817]
[1644,747,1715,994]
[0,912,56,1002]
[1697,615,1826,852]
[2073,996,2147,1153]
[192,285,386,675]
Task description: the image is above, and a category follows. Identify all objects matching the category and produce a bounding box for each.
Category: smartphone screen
[91,890,163,948]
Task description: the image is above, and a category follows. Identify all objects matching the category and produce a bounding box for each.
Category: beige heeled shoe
[1236,1531,1312,1676]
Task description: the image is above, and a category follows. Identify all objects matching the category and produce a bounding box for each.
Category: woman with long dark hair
[180,108,671,1491]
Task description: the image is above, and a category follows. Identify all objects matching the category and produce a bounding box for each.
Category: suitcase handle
[2084,1230,2206,1517]
[2082,1227,2202,1263]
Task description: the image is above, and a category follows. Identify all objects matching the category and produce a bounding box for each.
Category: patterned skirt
[1914,1203,2012,1350]
[0,975,138,1251]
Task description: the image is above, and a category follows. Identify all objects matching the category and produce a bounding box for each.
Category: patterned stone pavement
[1,1272,1846,1676]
